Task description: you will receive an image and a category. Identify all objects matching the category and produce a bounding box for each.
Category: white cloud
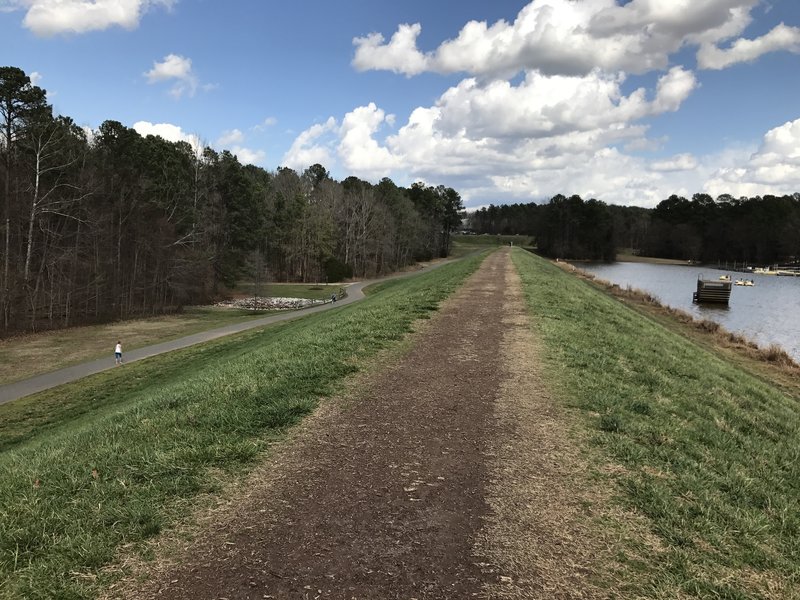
[229,146,266,166]
[352,0,774,78]
[28,70,42,85]
[281,72,799,209]
[135,120,265,166]
[281,117,337,172]
[335,1,799,207]
[650,153,699,172]
[352,23,428,76]
[337,103,400,179]
[217,129,244,147]
[253,117,277,132]
[144,54,199,99]
[433,67,695,141]
[651,66,697,113]
[132,120,201,151]
[705,118,800,197]
[18,0,174,36]
[210,128,265,165]
[697,23,800,70]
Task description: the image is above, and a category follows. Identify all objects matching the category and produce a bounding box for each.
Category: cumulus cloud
[281,78,800,208]
[217,129,244,147]
[144,54,199,99]
[229,146,266,166]
[338,103,400,178]
[211,128,266,165]
[352,23,428,76]
[352,0,766,78]
[281,117,338,173]
[705,118,800,197]
[338,1,799,206]
[132,120,201,151]
[17,0,174,36]
[650,153,699,172]
[28,70,42,85]
[433,67,695,141]
[697,23,800,69]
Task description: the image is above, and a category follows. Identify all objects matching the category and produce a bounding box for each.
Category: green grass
[0,286,346,387]
[0,306,290,386]
[450,234,533,258]
[511,248,800,599]
[0,254,483,599]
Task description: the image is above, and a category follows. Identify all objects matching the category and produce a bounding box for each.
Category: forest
[468,192,800,265]
[0,67,463,335]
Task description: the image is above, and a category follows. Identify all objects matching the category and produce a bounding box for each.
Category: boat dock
[693,276,732,304]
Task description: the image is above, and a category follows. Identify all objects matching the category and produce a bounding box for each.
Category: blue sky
[2,0,799,209]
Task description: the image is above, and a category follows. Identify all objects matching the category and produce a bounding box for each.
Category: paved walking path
[0,261,448,406]
[0,293,341,405]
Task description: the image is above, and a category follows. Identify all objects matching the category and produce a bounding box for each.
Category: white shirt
[115,343,122,353]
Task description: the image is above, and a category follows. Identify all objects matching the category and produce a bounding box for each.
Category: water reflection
[574,261,800,362]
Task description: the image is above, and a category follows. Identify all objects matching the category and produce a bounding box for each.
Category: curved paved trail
[0,262,447,405]
[111,249,605,600]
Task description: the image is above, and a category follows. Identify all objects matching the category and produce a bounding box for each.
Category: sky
[2,0,799,209]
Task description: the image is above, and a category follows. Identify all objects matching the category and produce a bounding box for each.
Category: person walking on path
[114,341,123,365]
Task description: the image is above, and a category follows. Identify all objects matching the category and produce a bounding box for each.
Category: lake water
[574,261,800,362]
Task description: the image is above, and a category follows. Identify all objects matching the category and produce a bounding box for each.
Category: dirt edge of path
[476,255,635,599]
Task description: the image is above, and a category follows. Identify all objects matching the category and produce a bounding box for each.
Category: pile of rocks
[215,296,327,310]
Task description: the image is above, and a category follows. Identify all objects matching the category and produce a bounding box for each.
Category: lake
[574,261,800,362]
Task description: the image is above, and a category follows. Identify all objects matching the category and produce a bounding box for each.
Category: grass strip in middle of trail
[0,253,484,600]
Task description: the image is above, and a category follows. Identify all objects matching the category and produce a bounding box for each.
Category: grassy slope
[512,248,800,599]
[0,307,283,387]
[0,284,344,387]
[0,254,483,600]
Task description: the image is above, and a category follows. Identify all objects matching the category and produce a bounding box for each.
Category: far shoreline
[615,253,695,266]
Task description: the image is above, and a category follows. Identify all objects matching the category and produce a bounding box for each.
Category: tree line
[0,66,463,335]
[468,193,800,264]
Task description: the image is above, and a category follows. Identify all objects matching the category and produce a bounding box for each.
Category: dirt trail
[115,249,603,600]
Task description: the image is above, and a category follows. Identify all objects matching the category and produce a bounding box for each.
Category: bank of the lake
[514,248,800,598]
[575,259,800,362]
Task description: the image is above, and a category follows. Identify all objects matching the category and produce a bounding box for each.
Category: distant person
[331,293,337,303]
[115,341,123,365]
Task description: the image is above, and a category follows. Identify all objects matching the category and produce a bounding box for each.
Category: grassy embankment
[0,283,341,386]
[512,248,800,599]
[0,254,484,600]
